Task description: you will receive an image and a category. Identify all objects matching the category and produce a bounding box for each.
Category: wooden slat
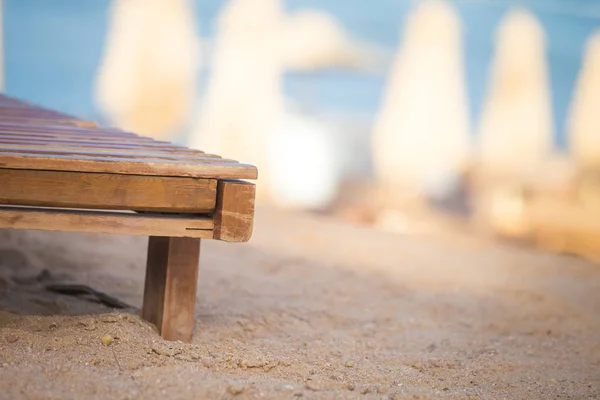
[0,116,96,127]
[0,136,203,151]
[0,144,215,158]
[0,109,74,117]
[0,134,212,153]
[0,130,173,142]
[0,146,233,162]
[0,168,218,213]
[213,179,256,242]
[0,151,234,164]
[0,123,134,135]
[0,153,257,179]
[0,206,214,238]
[0,94,258,180]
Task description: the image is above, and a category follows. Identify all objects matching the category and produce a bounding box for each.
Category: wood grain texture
[213,179,256,242]
[0,146,236,162]
[0,94,258,180]
[0,124,137,136]
[0,206,214,238]
[142,237,201,342]
[0,137,205,152]
[0,168,217,213]
[0,132,179,143]
[0,154,258,180]
[0,116,96,127]
[0,94,259,343]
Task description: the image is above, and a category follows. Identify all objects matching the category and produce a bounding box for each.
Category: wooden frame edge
[0,206,214,238]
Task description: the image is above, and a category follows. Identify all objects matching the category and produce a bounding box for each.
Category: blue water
[4,0,600,148]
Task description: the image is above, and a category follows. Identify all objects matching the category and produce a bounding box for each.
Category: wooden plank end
[213,179,256,243]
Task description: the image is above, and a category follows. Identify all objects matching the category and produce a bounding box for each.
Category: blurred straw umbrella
[474,8,554,238]
[567,30,600,171]
[94,0,200,141]
[477,7,553,181]
[282,9,384,72]
[188,0,379,207]
[189,0,285,201]
[371,0,471,209]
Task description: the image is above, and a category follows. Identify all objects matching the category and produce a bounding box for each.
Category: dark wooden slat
[0,124,133,135]
[0,136,202,151]
[0,130,167,141]
[0,168,218,213]
[0,149,236,164]
[0,116,96,127]
[0,139,214,155]
[0,146,226,161]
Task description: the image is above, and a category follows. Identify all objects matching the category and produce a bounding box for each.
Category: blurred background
[2,0,600,262]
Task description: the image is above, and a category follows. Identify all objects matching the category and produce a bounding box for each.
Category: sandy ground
[0,205,599,399]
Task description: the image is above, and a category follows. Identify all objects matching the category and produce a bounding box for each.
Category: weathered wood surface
[0,93,258,343]
[142,237,201,342]
[214,179,256,242]
[0,206,214,238]
[0,169,217,213]
[0,94,258,180]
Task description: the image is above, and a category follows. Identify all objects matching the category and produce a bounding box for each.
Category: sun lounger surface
[0,94,257,342]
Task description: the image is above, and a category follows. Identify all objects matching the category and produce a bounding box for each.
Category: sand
[0,206,599,399]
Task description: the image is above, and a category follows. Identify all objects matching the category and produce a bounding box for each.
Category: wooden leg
[142,236,201,342]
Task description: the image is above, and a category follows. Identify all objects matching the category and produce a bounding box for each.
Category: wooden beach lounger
[0,94,257,342]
